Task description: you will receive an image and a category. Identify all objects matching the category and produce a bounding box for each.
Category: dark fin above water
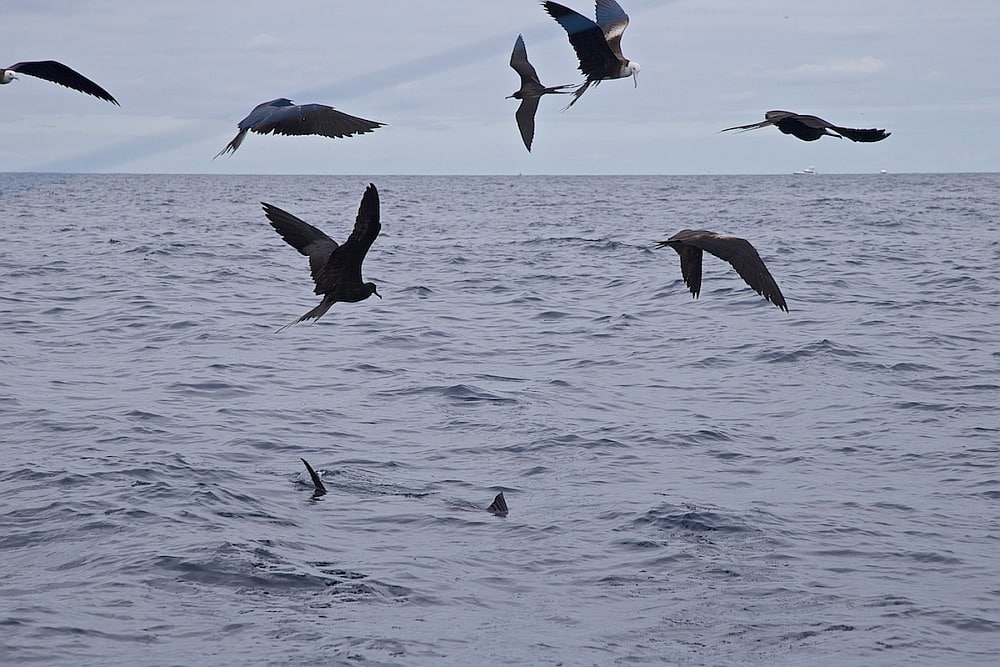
[488,491,508,517]
[301,457,327,497]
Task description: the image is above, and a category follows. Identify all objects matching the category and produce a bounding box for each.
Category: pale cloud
[780,56,887,82]
[248,33,281,49]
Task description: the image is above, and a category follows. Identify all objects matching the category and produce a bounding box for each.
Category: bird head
[1,71,17,84]
[628,62,641,88]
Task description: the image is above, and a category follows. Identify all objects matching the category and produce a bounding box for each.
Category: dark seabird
[301,458,327,497]
[262,183,381,328]
[721,110,890,143]
[216,98,384,157]
[656,230,788,312]
[542,0,640,108]
[1,60,118,105]
[488,492,509,517]
[507,34,574,151]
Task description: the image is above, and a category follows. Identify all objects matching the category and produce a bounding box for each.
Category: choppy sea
[1,172,998,666]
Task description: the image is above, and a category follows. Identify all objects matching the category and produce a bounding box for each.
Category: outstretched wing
[682,231,788,311]
[514,97,541,151]
[510,34,542,88]
[594,0,630,62]
[10,60,118,105]
[315,183,381,294]
[721,110,797,133]
[251,102,384,139]
[543,1,619,79]
[261,202,339,284]
[657,233,705,298]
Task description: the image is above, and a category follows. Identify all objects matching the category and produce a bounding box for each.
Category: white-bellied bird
[1,60,118,105]
[542,0,639,108]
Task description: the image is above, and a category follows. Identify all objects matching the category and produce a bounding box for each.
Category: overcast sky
[2,1,998,175]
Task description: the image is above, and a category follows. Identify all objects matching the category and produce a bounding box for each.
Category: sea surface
[1,172,998,666]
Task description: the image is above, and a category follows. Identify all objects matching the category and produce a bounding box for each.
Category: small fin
[301,458,327,497]
[487,491,508,517]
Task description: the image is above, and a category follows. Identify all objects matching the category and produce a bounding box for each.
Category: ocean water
[1,172,998,666]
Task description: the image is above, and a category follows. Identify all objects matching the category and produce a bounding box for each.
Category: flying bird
[542,0,640,108]
[656,230,788,312]
[263,183,382,328]
[1,60,118,105]
[507,34,574,151]
[721,110,890,143]
[216,98,384,157]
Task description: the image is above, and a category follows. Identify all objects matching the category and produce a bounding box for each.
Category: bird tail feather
[562,80,593,110]
[276,296,335,332]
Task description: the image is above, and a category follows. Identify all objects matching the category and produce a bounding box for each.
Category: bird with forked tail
[507,34,574,151]
[721,110,890,143]
[542,0,640,109]
[263,183,382,329]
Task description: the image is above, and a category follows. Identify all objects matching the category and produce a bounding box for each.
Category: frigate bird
[488,492,509,517]
[507,34,574,151]
[1,60,118,105]
[216,98,384,157]
[542,0,640,108]
[262,183,381,328]
[721,110,890,143]
[301,458,327,498]
[656,230,788,312]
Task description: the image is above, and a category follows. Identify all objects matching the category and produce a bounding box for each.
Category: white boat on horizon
[794,166,818,175]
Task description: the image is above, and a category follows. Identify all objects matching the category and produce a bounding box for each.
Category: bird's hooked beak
[632,70,639,88]
[373,289,382,299]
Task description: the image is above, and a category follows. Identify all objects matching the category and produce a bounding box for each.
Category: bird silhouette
[488,492,509,517]
[300,458,327,498]
[1,60,118,105]
[721,110,890,143]
[542,0,640,108]
[507,34,574,151]
[262,183,382,328]
[657,230,788,312]
[217,98,384,157]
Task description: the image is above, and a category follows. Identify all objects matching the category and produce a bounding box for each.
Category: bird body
[507,34,574,151]
[217,98,384,157]
[657,229,788,312]
[1,60,118,105]
[263,183,381,327]
[542,0,640,108]
[722,110,890,143]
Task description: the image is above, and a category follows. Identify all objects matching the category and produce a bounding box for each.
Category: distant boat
[880,169,888,174]
[794,166,818,175]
